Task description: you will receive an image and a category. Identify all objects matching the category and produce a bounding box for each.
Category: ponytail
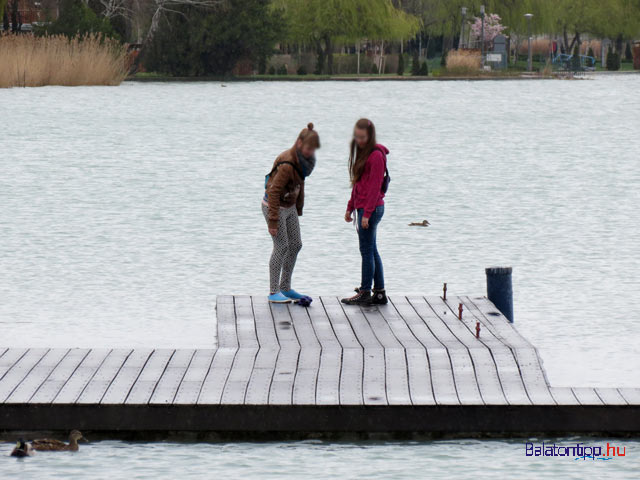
[297,122,320,149]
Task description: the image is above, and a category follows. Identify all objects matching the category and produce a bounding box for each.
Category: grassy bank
[0,34,129,88]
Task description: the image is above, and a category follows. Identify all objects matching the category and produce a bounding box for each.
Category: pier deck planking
[1,296,639,435]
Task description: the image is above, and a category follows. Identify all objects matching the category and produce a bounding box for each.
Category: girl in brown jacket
[262,123,320,303]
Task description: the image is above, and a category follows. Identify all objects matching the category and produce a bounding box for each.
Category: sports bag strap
[269,160,303,179]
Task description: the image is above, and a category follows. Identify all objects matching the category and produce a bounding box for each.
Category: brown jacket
[265,146,305,229]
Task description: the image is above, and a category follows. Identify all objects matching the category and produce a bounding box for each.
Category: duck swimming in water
[408,220,430,227]
[10,439,35,457]
[31,430,86,452]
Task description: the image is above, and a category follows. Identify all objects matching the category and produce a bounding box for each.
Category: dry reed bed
[445,49,481,75]
[0,34,129,88]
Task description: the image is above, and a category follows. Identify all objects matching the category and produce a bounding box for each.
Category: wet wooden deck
[1,295,639,436]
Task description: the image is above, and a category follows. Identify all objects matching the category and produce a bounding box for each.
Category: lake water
[1,76,639,476]
[1,437,639,479]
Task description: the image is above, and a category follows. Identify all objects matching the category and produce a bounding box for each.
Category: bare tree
[99,0,134,20]
[143,0,223,45]
[95,0,222,44]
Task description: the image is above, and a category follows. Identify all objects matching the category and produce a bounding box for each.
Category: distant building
[1,0,44,31]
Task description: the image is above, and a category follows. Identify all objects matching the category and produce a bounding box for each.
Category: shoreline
[126,74,556,83]
[125,70,638,83]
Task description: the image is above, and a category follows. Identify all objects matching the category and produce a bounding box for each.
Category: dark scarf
[297,150,316,178]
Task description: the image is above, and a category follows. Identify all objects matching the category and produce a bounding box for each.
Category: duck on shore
[408,220,430,227]
[31,430,86,452]
[10,439,35,457]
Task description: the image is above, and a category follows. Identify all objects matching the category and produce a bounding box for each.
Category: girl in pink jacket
[341,118,389,306]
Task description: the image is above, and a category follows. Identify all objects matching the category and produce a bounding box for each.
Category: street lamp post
[480,5,485,68]
[459,7,467,50]
[524,13,533,72]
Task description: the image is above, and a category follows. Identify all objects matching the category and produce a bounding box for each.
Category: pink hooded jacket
[347,144,388,219]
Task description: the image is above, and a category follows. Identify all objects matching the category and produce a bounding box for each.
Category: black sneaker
[371,289,388,305]
[341,289,372,305]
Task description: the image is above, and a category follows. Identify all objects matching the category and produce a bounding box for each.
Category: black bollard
[485,266,513,323]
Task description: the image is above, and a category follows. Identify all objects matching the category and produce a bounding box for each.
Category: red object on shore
[458,303,463,320]
[476,321,481,338]
[443,283,447,300]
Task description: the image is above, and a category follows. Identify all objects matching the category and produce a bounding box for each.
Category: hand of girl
[344,211,352,223]
[361,217,369,229]
[269,227,278,236]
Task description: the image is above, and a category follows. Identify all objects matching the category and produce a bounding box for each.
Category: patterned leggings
[262,203,302,293]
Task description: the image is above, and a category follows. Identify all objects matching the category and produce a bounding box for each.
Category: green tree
[411,48,420,75]
[624,42,633,62]
[276,0,419,74]
[144,0,283,76]
[571,44,581,71]
[36,0,117,38]
[397,52,405,75]
[440,48,448,66]
[606,45,621,71]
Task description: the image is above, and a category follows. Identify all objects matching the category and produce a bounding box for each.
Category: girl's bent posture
[263,123,320,303]
[342,118,388,306]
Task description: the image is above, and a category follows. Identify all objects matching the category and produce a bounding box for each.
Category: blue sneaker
[268,292,292,303]
[281,289,306,300]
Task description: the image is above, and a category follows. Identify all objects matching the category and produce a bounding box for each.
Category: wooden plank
[197,348,237,404]
[549,387,580,405]
[390,297,458,405]
[453,296,531,405]
[360,306,411,405]
[100,349,153,404]
[430,296,507,405]
[465,296,535,348]
[220,296,259,405]
[289,305,320,405]
[174,349,216,404]
[572,387,604,405]
[595,388,628,405]
[126,349,175,404]
[5,349,70,403]
[463,296,555,405]
[76,349,132,404]
[340,302,387,405]
[149,349,196,404]
[245,296,279,404]
[221,348,260,404]
[308,298,341,405]
[320,296,363,406]
[408,297,482,406]
[268,303,300,405]
[234,295,259,349]
[618,388,640,405]
[0,349,28,382]
[0,349,49,403]
[73,350,130,403]
[30,349,90,403]
[512,348,555,405]
[379,299,434,405]
[215,295,238,349]
[54,349,112,404]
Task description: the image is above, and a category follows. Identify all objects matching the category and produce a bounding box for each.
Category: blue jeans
[357,205,384,291]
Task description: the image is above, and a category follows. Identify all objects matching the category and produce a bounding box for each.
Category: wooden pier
[1,295,639,437]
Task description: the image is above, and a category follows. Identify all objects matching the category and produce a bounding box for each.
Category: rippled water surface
[2,438,639,479]
[1,75,639,478]
[2,76,639,388]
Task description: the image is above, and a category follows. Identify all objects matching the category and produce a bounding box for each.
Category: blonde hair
[297,122,320,149]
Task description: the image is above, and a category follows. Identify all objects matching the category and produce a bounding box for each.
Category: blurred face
[297,139,316,158]
[353,127,368,148]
